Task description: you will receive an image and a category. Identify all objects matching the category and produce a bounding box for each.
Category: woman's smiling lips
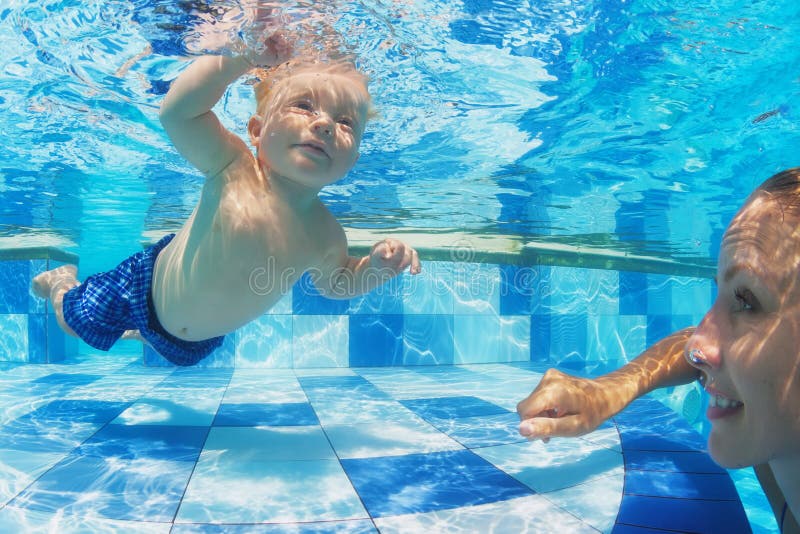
[705,386,744,420]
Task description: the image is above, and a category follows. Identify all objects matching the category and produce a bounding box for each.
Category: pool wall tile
[27,313,47,364]
[235,314,293,368]
[454,262,500,315]
[29,260,47,315]
[0,260,30,314]
[349,314,404,367]
[0,314,28,362]
[292,272,351,315]
[403,314,454,365]
[2,255,713,369]
[0,258,77,363]
[499,264,539,315]
[454,315,529,364]
[645,273,673,315]
[349,275,404,315]
[293,315,349,367]
[402,261,455,315]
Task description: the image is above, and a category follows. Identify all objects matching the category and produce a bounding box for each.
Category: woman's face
[687,191,800,468]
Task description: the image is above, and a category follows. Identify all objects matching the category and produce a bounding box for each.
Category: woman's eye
[733,288,756,312]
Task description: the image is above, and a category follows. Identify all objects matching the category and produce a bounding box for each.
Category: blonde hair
[252,60,374,119]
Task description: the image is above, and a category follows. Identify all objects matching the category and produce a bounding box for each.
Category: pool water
[1,0,797,532]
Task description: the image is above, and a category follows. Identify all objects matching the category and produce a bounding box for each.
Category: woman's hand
[516,369,614,442]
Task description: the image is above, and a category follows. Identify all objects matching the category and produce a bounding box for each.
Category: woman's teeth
[709,394,743,409]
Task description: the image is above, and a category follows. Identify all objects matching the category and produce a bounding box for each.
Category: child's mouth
[296,143,329,158]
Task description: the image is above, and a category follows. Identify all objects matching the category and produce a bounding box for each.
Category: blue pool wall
[0,254,713,371]
[0,255,78,363]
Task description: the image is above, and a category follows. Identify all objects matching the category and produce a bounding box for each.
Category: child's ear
[247,115,263,145]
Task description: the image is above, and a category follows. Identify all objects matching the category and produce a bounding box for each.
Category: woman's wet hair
[757,167,800,220]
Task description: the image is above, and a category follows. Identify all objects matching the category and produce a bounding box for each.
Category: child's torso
[150,156,340,341]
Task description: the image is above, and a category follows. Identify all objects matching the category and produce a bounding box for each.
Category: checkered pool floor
[0,357,750,532]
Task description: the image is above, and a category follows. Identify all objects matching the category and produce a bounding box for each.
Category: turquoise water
[0,0,797,531]
[1,0,799,265]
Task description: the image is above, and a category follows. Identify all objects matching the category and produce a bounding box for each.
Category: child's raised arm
[159,35,291,178]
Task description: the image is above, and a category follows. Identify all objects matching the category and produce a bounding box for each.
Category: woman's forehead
[723,195,800,285]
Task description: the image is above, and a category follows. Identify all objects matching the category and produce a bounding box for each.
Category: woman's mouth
[706,390,743,420]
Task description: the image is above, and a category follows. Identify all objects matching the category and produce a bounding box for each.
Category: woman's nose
[685,309,722,371]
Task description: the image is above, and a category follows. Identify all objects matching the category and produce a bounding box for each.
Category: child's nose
[312,113,334,136]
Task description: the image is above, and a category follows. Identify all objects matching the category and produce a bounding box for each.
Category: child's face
[687,191,800,469]
[257,71,369,189]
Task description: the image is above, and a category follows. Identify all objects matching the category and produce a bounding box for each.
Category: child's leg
[31,265,80,338]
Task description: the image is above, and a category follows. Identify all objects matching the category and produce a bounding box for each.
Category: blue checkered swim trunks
[62,233,224,366]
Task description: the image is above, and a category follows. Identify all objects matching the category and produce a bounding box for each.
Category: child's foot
[31,265,78,299]
[121,330,149,345]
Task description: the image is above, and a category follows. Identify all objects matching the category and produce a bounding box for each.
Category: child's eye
[733,288,757,312]
[337,117,354,128]
[291,100,314,112]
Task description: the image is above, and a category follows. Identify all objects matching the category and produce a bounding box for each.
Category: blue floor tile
[299,376,388,400]
[11,453,194,521]
[612,523,682,533]
[324,421,461,459]
[400,396,511,420]
[425,412,526,447]
[213,402,319,426]
[160,368,233,387]
[75,424,208,462]
[616,494,751,533]
[170,520,378,533]
[624,469,741,501]
[177,458,365,523]
[618,427,706,452]
[30,373,102,387]
[341,449,533,517]
[14,400,129,425]
[114,397,219,426]
[622,449,725,474]
[202,426,335,461]
[0,419,98,453]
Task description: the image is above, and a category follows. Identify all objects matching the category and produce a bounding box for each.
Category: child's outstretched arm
[159,35,291,177]
[314,237,422,299]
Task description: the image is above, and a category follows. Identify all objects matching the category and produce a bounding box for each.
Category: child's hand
[231,1,293,67]
[245,31,293,68]
[370,238,421,276]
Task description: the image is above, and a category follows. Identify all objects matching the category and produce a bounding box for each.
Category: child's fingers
[409,248,421,274]
[397,247,419,274]
[383,239,403,260]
